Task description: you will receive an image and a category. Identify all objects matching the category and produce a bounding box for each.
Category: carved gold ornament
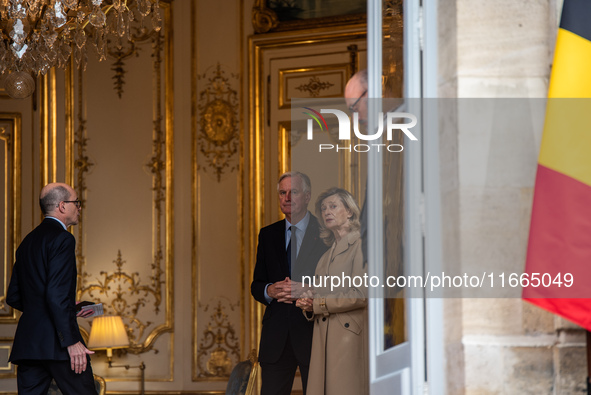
[198,63,239,182]
[295,76,335,97]
[252,1,279,33]
[79,251,164,354]
[107,28,160,99]
[196,299,240,378]
[109,41,138,99]
[202,99,236,145]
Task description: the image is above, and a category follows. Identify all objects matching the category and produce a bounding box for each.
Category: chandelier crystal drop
[0,0,163,98]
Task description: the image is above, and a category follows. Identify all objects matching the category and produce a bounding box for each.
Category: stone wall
[446,0,587,393]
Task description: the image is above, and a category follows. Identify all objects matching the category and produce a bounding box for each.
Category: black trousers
[15,358,96,395]
[260,334,310,395]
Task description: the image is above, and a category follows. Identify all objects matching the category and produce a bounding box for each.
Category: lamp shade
[87,315,129,350]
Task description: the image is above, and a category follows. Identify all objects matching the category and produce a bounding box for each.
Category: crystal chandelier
[0,0,163,99]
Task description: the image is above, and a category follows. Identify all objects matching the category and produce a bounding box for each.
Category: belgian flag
[523,0,591,330]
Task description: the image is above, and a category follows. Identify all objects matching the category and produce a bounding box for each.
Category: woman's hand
[296,297,314,312]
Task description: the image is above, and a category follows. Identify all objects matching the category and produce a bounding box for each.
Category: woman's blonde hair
[315,187,361,246]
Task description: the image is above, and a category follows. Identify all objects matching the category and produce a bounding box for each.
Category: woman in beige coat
[296,187,368,395]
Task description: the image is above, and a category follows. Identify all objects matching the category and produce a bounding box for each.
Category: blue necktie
[286,226,293,275]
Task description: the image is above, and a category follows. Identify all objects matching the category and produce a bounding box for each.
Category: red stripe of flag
[524,165,591,329]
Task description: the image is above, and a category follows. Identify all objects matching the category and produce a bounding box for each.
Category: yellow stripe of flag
[548,29,591,98]
[539,100,591,187]
[538,28,591,187]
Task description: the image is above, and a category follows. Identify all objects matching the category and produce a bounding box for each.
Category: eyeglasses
[348,90,367,113]
[62,199,81,209]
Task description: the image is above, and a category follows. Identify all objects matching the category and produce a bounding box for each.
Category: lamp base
[108,361,146,395]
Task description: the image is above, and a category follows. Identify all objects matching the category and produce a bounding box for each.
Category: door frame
[247,24,367,358]
[367,0,443,394]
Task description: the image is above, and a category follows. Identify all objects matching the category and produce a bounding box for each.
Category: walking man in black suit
[7,182,96,395]
[251,171,329,395]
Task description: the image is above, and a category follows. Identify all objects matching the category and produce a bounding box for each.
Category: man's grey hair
[39,186,71,215]
[277,171,311,194]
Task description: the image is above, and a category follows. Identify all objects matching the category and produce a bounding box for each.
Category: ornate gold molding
[195,299,241,380]
[295,76,334,97]
[0,114,21,324]
[65,56,75,187]
[197,63,240,182]
[39,70,58,186]
[278,121,291,177]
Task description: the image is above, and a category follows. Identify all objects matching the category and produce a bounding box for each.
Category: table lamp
[88,315,146,394]
[87,315,129,366]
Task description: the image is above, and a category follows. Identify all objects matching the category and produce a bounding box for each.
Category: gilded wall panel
[67,2,174,386]
[0,114,21,324]
[191,0,245,386]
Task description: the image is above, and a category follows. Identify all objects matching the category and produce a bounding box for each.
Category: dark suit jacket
[251,213,328,364]
[7,218,83,363]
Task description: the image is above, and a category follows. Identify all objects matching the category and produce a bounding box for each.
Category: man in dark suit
[7,182,96,395]
[251,171,329,395]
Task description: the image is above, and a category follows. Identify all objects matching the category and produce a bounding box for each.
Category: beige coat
[305,231,368,395]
